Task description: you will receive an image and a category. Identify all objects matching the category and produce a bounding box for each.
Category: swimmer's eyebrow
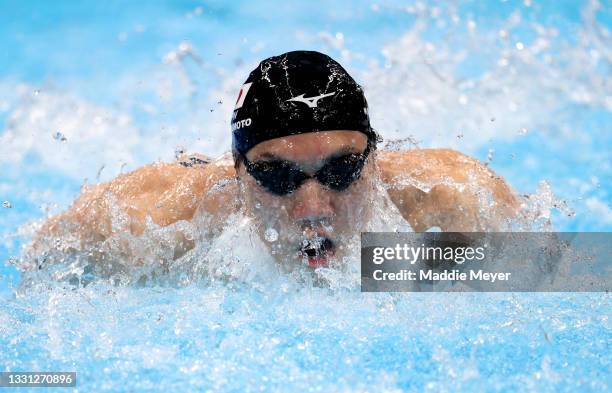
[254,146,362,162]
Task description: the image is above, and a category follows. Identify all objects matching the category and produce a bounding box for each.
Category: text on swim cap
[232,118,252,131]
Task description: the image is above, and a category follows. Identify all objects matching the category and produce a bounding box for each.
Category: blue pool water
[0,0,610,391]
[2,284,610,392]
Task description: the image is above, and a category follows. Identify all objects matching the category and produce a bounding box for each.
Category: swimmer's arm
[28,159,237,258]
[28,181,113,257]
[379,149,519,232]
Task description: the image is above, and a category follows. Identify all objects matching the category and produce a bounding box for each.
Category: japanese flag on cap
[234,82,253,110]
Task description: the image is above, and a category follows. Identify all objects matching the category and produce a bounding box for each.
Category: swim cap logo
[234,82,253,110]
[286,92,336,108]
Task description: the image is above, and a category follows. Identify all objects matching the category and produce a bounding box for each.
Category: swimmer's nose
[290,179,334,220]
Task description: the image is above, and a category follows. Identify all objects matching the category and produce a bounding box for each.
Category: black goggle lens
[246,160,309,196]
[244,147,369,196]
[315,152,367,192]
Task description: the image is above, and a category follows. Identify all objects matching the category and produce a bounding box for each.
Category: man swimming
[30,51,518,273]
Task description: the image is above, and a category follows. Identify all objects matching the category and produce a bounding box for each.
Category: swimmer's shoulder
[378,148,489,184]
[30,152,238,255]
[80,153,236,230]
[377,148,519,229]
[108,152,235,196]
[130,152,237,225]
[170,152,236,192]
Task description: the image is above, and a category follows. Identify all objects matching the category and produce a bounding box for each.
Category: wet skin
[239,131,374,267]
[30,131,519,268]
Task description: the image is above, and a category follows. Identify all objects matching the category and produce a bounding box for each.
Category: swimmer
[30,50,518,270]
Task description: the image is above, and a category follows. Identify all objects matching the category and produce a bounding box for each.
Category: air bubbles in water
[264,228,278,242]
[174,146,186,160]
[2,201,11,208]
[185,6,203,18]
[382,136,421,151]
[467,20,477,32]
[53,131,67,142]
[178,42,193,54]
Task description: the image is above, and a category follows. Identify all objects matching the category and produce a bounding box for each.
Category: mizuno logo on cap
[286,92,335,108]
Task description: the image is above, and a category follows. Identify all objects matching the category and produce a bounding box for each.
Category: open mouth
[299,237,335,268]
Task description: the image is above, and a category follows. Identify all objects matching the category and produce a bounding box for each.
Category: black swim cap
[231,50,376,158]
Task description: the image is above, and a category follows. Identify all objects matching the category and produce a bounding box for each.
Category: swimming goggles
[241,143,371,196]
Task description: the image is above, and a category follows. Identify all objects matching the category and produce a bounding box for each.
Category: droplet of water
[53,131,67,142]
[178,42,192,53]
[518,127,529,135]
[2,201,11,208]
[264,228,278,242]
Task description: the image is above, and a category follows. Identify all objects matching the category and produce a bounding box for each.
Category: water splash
[264,227,279,242]
[1,1,610,390]
[52,131,67,142]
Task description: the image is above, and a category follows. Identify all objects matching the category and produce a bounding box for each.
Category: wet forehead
[246,130,368,162]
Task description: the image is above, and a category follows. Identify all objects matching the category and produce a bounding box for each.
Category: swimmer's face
[237,130,376,269]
